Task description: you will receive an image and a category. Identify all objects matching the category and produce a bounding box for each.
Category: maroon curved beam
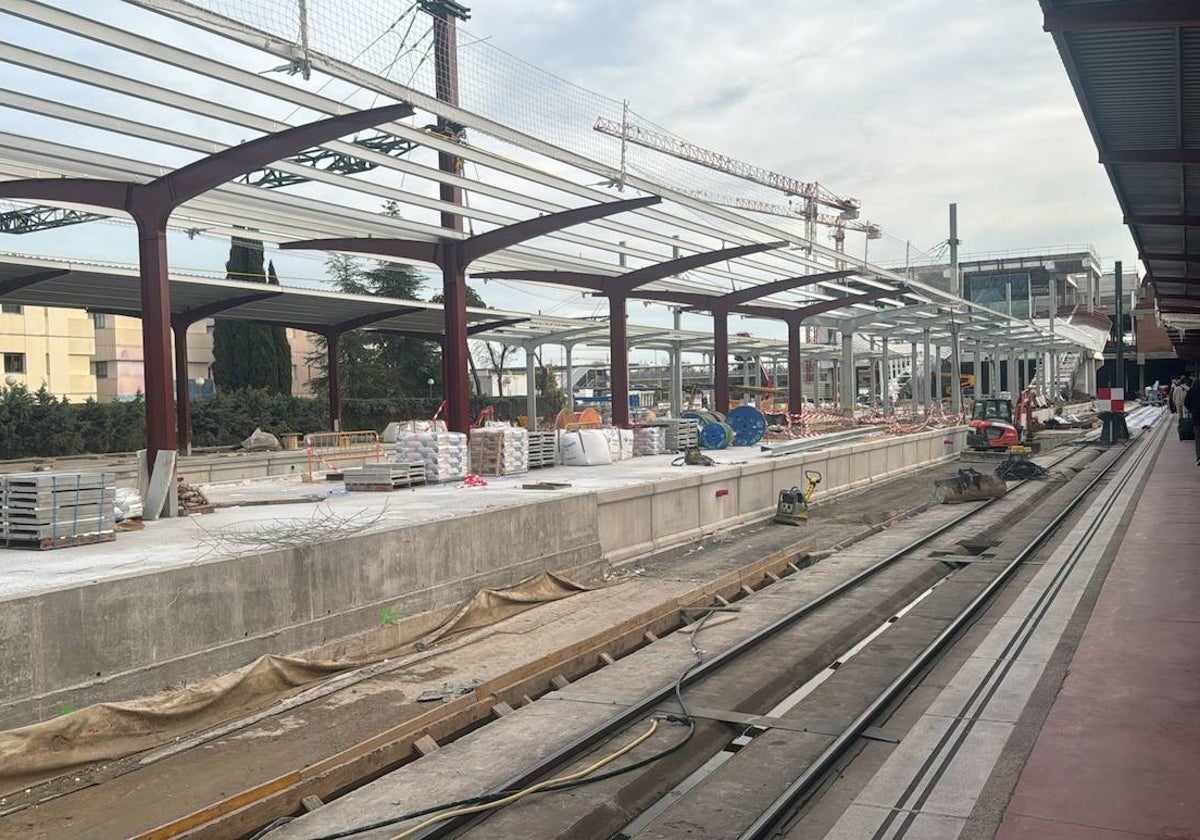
[737,289,896,412]
[627,268,857,411]
[0,102,414,465]
[170,291,285,450]
[473,240,788,425]
[280,194,661,432]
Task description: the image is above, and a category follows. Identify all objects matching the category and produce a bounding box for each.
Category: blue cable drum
[698,421,729,450]
[726,405,767,446]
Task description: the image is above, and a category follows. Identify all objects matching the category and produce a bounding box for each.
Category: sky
[0,0,1134,364]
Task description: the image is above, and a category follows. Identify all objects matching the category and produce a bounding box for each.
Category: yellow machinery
[773,469,822,525]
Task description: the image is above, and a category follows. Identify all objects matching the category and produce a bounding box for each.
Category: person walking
[1185,376,1200,465]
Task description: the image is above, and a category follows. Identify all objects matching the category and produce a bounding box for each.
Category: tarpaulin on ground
[416,571,590,647]
[0,570,589,795]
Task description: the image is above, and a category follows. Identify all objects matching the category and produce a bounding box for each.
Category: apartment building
[0,303,96,400]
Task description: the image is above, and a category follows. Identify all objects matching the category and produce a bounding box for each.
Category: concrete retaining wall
[0,494,602,730]
[0,426,965,730]
[598,426,967,564]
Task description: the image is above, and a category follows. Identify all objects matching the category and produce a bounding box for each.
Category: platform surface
[995,426,1200,840]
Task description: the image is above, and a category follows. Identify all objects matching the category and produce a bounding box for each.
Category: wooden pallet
[3,531,116,550]
[343,463,427,491]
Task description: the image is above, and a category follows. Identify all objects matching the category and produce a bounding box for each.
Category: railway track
[248,432,1131,840]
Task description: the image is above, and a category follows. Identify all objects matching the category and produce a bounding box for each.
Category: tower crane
[593,116,878,258]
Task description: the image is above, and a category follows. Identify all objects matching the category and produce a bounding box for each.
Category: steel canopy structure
[1043,0,1200,359]
[0,0,1092,464]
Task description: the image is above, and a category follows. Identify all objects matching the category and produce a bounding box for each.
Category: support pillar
[713,310,730,414]
[564,342,575,413]
[950,323,962,415]
[990,349,999,397]
[841,330,855,414]
[973,341,982,402]
[881,334,892,413]
[921,328,931,413]
[171,318,191,455]
[137,217,178,460]
[930,343,940,403]
[609,294,630,427]
[525,345,538,431]
[670,309,683,417]
[788,322,803,414]
[325,331,342,431]
[909,341,919,410]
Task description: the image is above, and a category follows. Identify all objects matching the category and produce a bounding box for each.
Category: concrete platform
[0,426,965,729]
[994,419,1200,840]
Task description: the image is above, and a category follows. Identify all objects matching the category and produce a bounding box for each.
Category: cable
[290,609,718,840]
[994,458,1048,481]
[387,719,661,839]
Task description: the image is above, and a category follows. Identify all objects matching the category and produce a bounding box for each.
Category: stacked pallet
[396,432,469,483]
[468,427,529,476]
[2,471,116,549]
[343,462,427,491]
[527,431,557,469]
[646,418,700,452]
[633,426,667,456]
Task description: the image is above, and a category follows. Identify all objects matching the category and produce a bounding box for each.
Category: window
[1,303,22,315]
[91,312,107,329]
[93,361,109,379]
[3,353,25,374]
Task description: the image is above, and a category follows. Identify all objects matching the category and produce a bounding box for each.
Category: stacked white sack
[633,426,667,456]
[395,431,468,482]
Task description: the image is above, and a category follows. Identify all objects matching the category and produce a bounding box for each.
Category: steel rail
[410,445,1090,840]
[737,434,1151,839]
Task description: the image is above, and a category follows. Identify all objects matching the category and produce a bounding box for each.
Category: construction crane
[593,115,874,254]
[685,190,882,263]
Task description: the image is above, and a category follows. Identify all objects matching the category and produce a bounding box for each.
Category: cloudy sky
[0,0,1132,360]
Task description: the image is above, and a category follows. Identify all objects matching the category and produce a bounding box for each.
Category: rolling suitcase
[1180,415,1196,441]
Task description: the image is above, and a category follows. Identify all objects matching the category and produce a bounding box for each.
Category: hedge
[0,385,530,460]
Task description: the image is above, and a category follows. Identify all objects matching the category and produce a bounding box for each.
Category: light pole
[427,377,435,400]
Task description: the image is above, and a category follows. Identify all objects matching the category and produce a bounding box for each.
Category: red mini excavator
[966,390,1034,451]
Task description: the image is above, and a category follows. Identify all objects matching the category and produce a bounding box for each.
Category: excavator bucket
[934,468,1007,504]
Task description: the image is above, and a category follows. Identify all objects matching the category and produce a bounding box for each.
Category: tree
[309,255,441,400]
[266,261,293,395]
[211,236,291,394]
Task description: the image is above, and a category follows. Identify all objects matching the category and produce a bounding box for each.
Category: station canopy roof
[0,252,826,359]
[1042,0,1200,358]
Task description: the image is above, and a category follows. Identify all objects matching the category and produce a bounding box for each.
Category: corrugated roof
[1043,0,1200,357]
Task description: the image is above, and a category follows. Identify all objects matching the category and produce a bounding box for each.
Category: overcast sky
[0,0,1133,362]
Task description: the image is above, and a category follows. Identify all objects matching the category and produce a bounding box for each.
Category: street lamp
[427,377,435,400]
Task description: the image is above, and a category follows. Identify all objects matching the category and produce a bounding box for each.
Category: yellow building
[91,314,319,401]
[0,303,96,400]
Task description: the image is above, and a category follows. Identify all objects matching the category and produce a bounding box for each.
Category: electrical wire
[288,609,718,840]
[387,719,661,839]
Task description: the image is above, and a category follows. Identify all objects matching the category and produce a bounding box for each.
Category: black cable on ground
[284,611,718,840]
[994,459,1049,481]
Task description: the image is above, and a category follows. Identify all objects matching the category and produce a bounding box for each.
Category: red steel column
[326,332,342,431]
[441,249,471,433]
[713,309,730,414]
[171,317,192,452]
[136,215,178,460]
[609,294,630,427]
[431,8,470,433]
[788,320,803,413]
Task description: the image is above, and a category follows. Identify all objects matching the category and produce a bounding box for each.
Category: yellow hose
[388,718,662,840]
